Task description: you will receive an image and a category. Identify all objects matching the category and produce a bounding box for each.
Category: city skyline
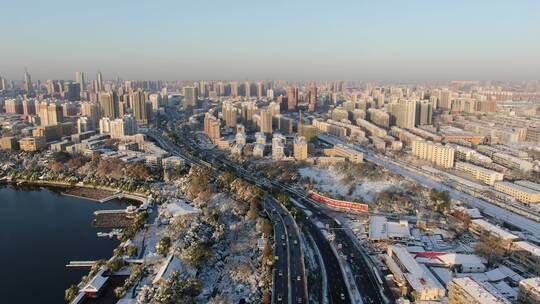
[1,0,539,81]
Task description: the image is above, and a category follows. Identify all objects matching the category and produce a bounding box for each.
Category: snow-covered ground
[298,165,403,203]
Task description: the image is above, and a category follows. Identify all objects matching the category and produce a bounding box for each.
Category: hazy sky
[1,0,539,81]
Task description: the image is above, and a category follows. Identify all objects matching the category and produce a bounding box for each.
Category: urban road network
[143,109,394,304]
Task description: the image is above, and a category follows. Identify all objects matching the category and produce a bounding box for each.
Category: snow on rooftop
[369,216,410,241]
[153,254,186,285]
[520,277,540,292]
[82,269,108,293]
[451,277,511,304]
[388,245,445,294]
[513,241,540,257]
[436,253,485,267]
[471,219,519,241]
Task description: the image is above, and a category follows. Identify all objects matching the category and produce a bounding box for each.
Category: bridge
[99,192,152,211]
[66,261,97,268]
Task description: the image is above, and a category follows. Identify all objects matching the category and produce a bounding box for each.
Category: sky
[1,0,539,82]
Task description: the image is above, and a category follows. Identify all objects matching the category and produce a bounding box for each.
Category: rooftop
[471,219,520,241]
[520,277,540,292]
[513,241,540,257]
[451,277,510,304]
[495,181,540,196]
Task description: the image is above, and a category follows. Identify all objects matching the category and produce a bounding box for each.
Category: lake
[0,186,125,304]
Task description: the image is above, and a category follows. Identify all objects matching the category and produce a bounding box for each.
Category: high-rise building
[183,86,198,109]
[22,99,36,116]
[5,98,23,114]
[231,81,239,97]
[81,102,100,129]
[256,82,264,98]
[62,102,78,117]
[416,101,433,126]
[287,85,298,111]
[439,89,451,110]
[204,112,221,143]
[272,133,286,160]
[96,71,103,92]
[23,68,32,92]
[272,114,293,134]
[259,109,273,133]
[38,102,63,126]
[0,76,7,91]
[244,81,251,97]
[48,102,64,125]
[293,136,308,160]
[110,115,138,138]
[241,101,256,123]
[308,85,318,112]
[99,91,119,119]
[77,116,91,133]
[130,89,150,125]
[412,140,455,168]
[75,72,85,91]
[99,117,111,134]
[389,99,416,129]
[476,99,497,113]
[222,101,237,128]
[63,82,81,101]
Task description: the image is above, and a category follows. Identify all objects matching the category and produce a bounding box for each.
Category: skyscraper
[416,101,433,125]
[22,99,36,116]
[77,116,91,133]
[439,89,451,110]
[389,99,416,129]
[204,112,221,143]
[287,85,298,111]
[23,68,32,92]
[96,71,103,92]
[241,101,256,123]
[130,89,150,125]
[99,91,119,119]
[75,72,85,91]
[308,85,318,112]
[63,82,81,101]
[38,102,63,126]
[222,101,237,128]
[0,76,6,91]
[256,81,264,98]
[183,87,198,109]
[244,81,251,97]
[81,101,100,129]
[259,109,273,133]
[231,81,239,97]
[293,136,308,160]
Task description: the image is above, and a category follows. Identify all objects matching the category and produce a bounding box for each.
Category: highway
[264,197,290,303]
[146,119,308,304]
[285,188,391,304]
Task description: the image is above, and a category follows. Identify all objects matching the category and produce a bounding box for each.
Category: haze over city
[2,0,540,81]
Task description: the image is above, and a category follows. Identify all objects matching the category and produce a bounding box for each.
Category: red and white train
[309,191,369,212]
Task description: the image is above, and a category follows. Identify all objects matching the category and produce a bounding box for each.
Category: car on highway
[297,297,303,303]
[277,294,283,302]
[340,293,345,300]
[293,240,298,245]
[281,235,285,240]
[278,270,283,276]
[296,275,301,281]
